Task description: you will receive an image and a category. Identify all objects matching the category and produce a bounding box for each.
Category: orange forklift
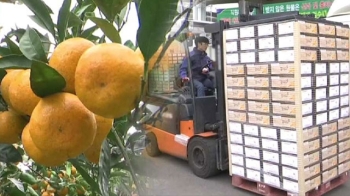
[141,0,302,178]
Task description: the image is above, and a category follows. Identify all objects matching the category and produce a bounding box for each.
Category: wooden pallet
[232,172,350,196]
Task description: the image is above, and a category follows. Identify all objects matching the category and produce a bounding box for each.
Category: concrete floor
[136,154,350,196]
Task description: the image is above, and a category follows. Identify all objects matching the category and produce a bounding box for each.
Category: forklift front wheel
[145,132,160,157]
[188,137,219,178]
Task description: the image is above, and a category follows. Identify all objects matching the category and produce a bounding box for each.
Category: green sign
[217,0,334,24]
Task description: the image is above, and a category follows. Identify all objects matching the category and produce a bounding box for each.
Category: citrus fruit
[0,69,23,107]
[49,37,95,94]
[28,92,97,158]
[84,115,113,163]
[75,43,144,119]
[8,69,40,116]
[0,110,27,144]
[22,124,67,167]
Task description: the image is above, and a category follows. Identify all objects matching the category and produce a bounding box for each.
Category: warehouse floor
[138,154,350,196]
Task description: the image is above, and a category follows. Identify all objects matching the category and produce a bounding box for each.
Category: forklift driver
[179,36,214,97]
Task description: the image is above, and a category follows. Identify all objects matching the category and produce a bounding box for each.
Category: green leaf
[29,60,66,98]
[69,159,101,194]
[0,47,11,56]
[92,0,130,22]
[19,27,48,63]
[98,139,111,196]
[85,13,122,43]
[123,40,135,50]
[19,172,37,185]
[28,15,47,31]
[57,0,72,43]
[75,4,93,17]
[68,12,83,28]
[81,25,99,39]
[0,55,32,69]
[21,0,55,36]
[0,144,23,163]
[137,0,179,62]
[4,36,22,55]
[7,28,26,43]
[0,69,6,83]
[115,5,128,28]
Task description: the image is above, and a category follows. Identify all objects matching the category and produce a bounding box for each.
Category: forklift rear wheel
[145,132,160,157]
[188,137,219,178]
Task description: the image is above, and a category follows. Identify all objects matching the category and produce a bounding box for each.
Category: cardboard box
[322,167,338,183]
[231,154,244,166]
[249,113,270,126]
[248,89,270,100]
[322,156,338,171]
[240,39,256,51]
[246,169,261,182]
[228,122,242,133]
[315,63,327,75]
[320,50,337,61]
[264,174,281,188]
[319,37,335,48]
[321,122,337,136]
[271,63,294,75]
[301,35,319,48]
[230,133,243,144]
[272,103,296,115]
[322,144,338,160]
[259,37,275,49]
[228,111,247,122]
[227,88,245,99]
[225,29,239,40]
[226,53,239,64]
[245,146,260,159]
[338,117,350,130]
[262,138,279,151]
[248,101,270,113]
[338,129,350,141]
[273,116,296,129]
[247,77,270,88]
[336,26,349,37]
[330,63,340,74]
[283,163,320,180]
[226,77,245,87]
[340,85,349,96]
[271,77,295,88]
[230,144,244,155]
[322,133,338,148]
[271,90,295,102]
[246,158,261,170]
[329,74,339,86]
[259,50,275,62]
[263,162,279,176]
[338,50,350,61]
[257,23,274,36]
[315,88,327,100]
[227,99,246,111]
[225,41,238,52]
[260,127,278,140]
[336,38,349,49]
[246,64,269,75]
[340,62,350,72]
[279,36,294,48]
[338,139,350,153]
[231,165,245,177]
[243,124,259,136]
[318,23,336,36]
[340,95,349,107]
[263,150,279,164]
[304,151,320,167]
[340,74,349,84]
[226,65,245,75]
[329,109,340,121]
[329,86,340,97]
[338,161,350,174]
[338,150,350,163]
[240,26,255,38]
[241,52,256,63]
[244,135,260,148]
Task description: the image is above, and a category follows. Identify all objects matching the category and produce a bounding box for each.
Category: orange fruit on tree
[0,110,27,144]
[75,43,144,119]
[22,124,67,167]
[28,92,97,159]
[8,69,40,116]
[0,69,23,108]
[49,37,95,94]
[84,114,113,163]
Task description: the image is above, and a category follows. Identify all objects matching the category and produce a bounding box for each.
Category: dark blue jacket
[179,47,213,80]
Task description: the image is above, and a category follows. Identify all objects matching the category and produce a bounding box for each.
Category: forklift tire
[145,132,160,157]
[188,137,219,178]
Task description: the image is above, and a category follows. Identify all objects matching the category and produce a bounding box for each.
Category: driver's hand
[182,77,190,82]
[202,67,209,74]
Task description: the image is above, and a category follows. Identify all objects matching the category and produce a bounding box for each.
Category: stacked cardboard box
[224,17,350,195]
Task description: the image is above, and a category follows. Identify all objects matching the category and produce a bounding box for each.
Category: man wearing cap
[179,36,214,97]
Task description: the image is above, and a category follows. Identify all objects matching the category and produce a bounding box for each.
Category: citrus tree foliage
[0,0,196,195]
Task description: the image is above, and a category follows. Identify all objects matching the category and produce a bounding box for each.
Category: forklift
[141,0,308,178]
